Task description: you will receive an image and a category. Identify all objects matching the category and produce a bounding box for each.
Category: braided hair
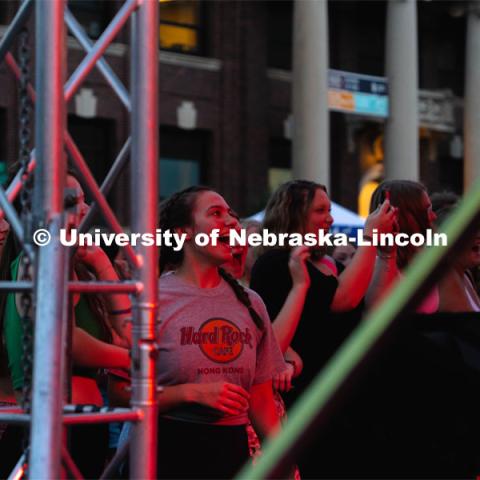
[159,186,264,330]
[219,268,264,330]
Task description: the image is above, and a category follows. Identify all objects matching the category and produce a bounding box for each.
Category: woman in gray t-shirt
[156,186,286,479]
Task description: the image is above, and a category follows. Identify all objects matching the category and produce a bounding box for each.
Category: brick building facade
[0,0,467,221]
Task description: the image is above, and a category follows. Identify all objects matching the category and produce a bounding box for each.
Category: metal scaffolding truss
[0,1,158,478]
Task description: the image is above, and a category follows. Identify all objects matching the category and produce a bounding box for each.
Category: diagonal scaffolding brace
[64,0,138,103]
[0,0,33,65]
[65,8,131,111]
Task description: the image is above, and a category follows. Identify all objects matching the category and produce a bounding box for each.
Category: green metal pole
[237,180,480,479]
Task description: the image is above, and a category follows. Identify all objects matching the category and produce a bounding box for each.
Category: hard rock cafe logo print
[180,318,253,363]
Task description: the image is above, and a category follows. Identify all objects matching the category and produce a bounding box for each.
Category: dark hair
[159,185,212,273]
[74,262,112,343]
[262,180,327,253]
[159,186,264,330]
[434,204,457,228]
[430,191,459,214]
[434,202,480,236]
[219,269,264,330]
[370,180,431,270]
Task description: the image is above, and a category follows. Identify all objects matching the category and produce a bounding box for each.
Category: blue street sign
[329,69,389,95]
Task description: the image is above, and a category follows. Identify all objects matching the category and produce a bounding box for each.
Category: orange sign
[328,89,355,111]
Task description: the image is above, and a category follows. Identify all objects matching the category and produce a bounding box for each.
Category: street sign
[328,69,389,95]
[318,69,458,127]
[328,69,389,118]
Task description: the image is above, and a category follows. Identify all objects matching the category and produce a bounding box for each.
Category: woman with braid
[157,186,286,479]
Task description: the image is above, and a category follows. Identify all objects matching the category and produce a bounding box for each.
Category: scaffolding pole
[28,0,68,477]
[129,0,160,477]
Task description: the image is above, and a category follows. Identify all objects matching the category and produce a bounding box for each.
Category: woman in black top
[251,180,395,390]
[250,180,395,477]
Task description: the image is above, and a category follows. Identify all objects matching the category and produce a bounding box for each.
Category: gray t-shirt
[157,273,286,425]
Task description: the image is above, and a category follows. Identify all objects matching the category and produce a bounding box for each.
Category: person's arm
[157,381,250,415]
[273,347,303,392]
[72,326,130,369]
[76,246,132,346]
[331,244,377,311]
[249,380,281,441]
[271,246,310,352]
[95,261,132,347]
[332,200,396,312]
[365,251,401,308]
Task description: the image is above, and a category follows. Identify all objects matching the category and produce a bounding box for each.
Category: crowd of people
[1,172,480,479]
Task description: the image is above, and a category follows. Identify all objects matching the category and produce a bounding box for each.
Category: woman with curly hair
[249,179,395,478]
[251,179,395,389]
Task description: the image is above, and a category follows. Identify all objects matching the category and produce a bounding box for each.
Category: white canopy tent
[246,201,365,235]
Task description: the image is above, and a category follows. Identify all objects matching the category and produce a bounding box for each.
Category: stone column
[464,2,480,190]
[384,0,419,180]
[292,0,330,188]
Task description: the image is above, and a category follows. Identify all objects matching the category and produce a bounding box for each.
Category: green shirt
[4,256,106,390]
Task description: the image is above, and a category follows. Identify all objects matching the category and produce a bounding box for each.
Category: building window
[160,0,205,55]
[160,158,200,199]
[159,126,208,200]
[268,137,292,194]
[267,1,293,70]
[68,0,113,39]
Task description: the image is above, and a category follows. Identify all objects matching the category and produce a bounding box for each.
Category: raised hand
[364,199,398,236]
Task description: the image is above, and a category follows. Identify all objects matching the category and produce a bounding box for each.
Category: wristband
[377,251,396,260]
[377,245,396,259]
